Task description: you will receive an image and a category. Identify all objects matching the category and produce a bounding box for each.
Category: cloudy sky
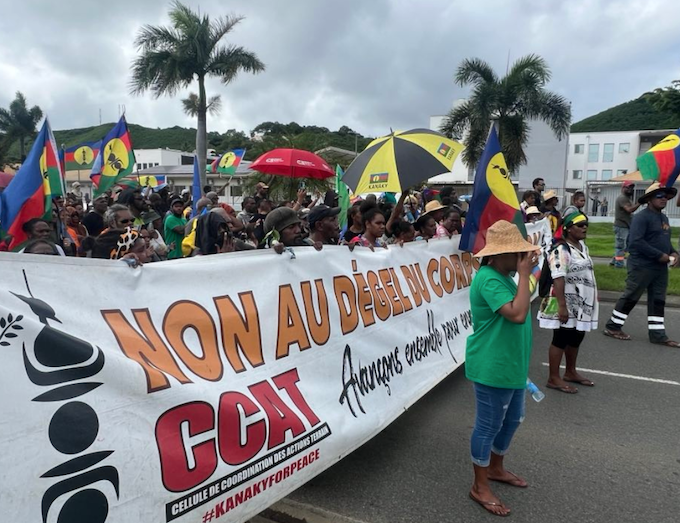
[1,0,679,137]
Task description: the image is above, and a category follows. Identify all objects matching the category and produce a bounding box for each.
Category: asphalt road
[287,302,680,523]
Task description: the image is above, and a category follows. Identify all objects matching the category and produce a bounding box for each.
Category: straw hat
[638,182,678,204]
[423,200,446,215]
[543,189,558,202]
[474,220,539,257]
[525,206,541,215]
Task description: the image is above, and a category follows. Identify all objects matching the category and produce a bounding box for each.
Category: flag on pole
[91,116,135,195]
[60,140,101,171]
[336,165,351,228]
[637,128,680,186]
[192,154,201,217]
[460,125,526,253]
[0,119,61,250]
[209,149,246,175]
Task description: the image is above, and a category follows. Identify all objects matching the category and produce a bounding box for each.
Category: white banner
[0,236,482,523]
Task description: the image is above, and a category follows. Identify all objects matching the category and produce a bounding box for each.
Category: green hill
[4,121,373,168]
[571,97,680,133]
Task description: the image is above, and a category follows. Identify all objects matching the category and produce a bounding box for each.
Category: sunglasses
[119,218,134,224]
[654,194,669,200]
[573,223,589,228]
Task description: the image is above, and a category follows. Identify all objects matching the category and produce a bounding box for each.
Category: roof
[314,146,358,164]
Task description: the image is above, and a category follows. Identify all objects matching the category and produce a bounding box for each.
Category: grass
[585,222,680,258]
[594,265,680,295]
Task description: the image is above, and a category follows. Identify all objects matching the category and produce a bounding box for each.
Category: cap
[72,181,81,188]
[308,205,341,229]
[622,181,635,188]
[141,210,161,224]
[264,207,301,234]
[170,197,184,206]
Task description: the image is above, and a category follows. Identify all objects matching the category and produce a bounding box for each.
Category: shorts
[551,328,586,349]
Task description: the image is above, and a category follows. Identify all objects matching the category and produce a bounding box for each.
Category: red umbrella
[0,172,14,189]
[250,148,335,179]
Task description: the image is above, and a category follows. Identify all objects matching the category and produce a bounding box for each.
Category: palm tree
[130,1,265,189]
[440,55,570,173]
[0,92,43,161]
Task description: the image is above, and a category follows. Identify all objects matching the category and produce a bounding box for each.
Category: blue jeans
[612,226,629,265]
[470,383,525,467]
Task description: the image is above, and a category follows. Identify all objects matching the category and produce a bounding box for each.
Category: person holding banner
[538,212,598,393]
[466,220,539,517]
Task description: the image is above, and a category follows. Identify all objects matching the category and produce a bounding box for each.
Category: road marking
[540,363,680,386]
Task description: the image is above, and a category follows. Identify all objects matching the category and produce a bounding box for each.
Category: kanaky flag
[91,116,135,196]
[637,129,680,186]
[460,125,526,253]
[209,148,245,175]
[0,119,61,250]
[60,139,102,187]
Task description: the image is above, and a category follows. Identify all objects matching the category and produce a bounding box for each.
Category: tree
[0,91,43,161]
[130,1,265,189]
[439,55,571,173]
[645,81,680,117]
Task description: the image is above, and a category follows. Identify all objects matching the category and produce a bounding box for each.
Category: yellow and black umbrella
[342,128,464,194]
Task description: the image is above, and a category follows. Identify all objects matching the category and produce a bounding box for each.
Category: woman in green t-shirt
[466,220,539,517]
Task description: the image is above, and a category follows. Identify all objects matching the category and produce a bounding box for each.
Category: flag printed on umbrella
[0,119,62,250]
[91,116,135,195]
[460,126,526,253]
[209,149,245,175]
[637,129,680,186]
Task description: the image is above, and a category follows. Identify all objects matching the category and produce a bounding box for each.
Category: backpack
[538,242,571,298]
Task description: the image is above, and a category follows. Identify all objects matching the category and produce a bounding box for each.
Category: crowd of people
[0,182,466,263]
[2,174,678,518]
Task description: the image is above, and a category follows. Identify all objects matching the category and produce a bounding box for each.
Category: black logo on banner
[4,270,119,523]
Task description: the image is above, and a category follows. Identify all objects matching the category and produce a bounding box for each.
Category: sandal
[652,339,680,348]
[488,470,528,488]
[603,328,631,341]
[469,491,510,517]
[546,382,578,394]
[564,378,595,387]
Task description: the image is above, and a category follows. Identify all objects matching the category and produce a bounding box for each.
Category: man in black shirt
[81,194,108,236]
[604,183,680,346]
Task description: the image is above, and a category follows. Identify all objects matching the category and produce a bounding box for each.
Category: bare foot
[469,485,510,516]
[487,468,528,488]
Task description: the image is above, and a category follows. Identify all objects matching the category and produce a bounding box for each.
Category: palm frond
[209,14,244,48]
[439,100,474,140]
[508,54,551,84]
[134,24,181,51]
[524,91,571,139]
[208,45,265,84]
[455,58,497,87]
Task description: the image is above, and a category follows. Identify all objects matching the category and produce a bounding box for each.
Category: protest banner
[0,219,548,523]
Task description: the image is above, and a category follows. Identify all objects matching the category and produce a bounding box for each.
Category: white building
[566,129,672,190]
[133,148,196,172]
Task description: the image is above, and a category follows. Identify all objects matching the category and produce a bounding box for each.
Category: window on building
[603,143,614,162]
[616,169,628,176]
[602,169,613,180]
[574,144,584,154]
[588,144,599,162]
[587,169,598,180]
[142,163,148,169]
[619,143,630,154]
[572,170,583,179]
[136,163,142,170]
[230,186,243,197]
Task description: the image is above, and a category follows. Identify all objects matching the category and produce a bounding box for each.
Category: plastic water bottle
[526,379,545,402]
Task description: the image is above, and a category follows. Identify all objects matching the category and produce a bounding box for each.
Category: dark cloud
[0,0,678,138]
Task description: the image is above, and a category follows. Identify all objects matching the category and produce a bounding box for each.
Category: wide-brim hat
[474,220,539,257]
[423,200,446,216]
[525,206,541,215]
[638,182,678,204]
[543,189,558,202]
